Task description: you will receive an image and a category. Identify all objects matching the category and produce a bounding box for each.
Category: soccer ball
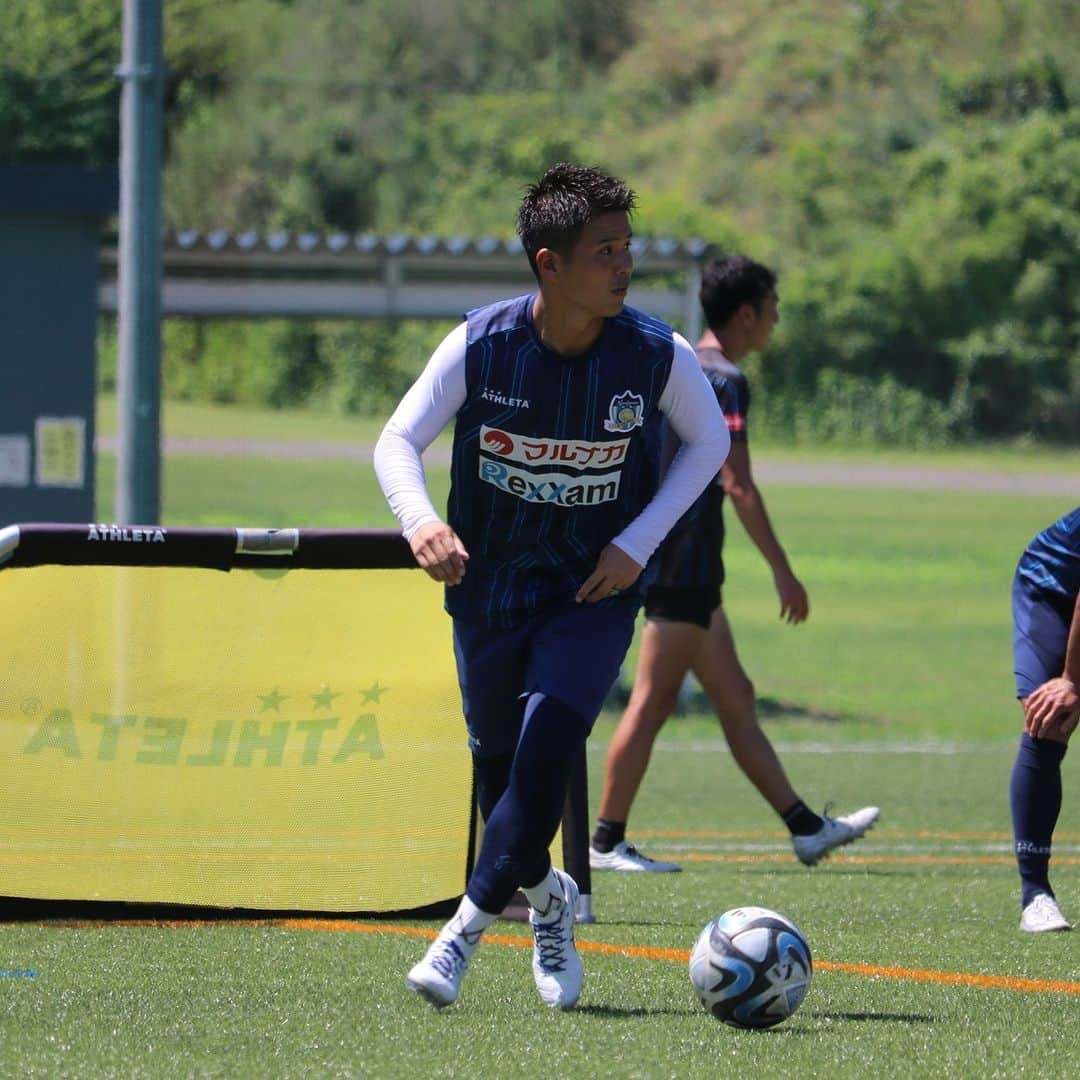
[688,906,812,1029]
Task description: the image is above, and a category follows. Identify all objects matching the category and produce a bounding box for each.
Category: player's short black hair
[699,254,778,329]
[516,162,637,280]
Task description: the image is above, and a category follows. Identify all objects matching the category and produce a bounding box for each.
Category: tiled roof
[165,230,711,262]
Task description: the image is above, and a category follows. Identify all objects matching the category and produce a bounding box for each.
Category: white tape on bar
[234,528,300,555]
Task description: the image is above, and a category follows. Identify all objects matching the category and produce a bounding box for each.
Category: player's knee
[710,673,755,719]
[625,685,680,731]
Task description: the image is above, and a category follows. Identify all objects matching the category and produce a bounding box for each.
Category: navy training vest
[445,294,675,628]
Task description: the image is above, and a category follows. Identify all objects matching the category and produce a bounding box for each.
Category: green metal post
[115,0,164,525]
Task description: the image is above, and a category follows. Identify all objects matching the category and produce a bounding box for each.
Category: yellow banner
[0,564,471,911]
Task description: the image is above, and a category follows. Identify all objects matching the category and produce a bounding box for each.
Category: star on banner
[312,686,340,710]
[258,688,287,712]
[360,682,387,704]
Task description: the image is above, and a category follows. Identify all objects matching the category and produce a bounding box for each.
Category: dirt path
[94,436,1079,496]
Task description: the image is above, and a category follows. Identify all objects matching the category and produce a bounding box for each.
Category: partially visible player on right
[1009,506,1079,932]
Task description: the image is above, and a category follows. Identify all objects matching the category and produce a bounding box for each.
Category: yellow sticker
[34,416,85,488]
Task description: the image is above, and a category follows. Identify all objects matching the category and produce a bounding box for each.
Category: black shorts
[643,585,721,630]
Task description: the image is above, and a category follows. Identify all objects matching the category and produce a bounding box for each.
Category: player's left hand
[1023,677,1080,741]
[774,570,809,624]
[576,544,643,604]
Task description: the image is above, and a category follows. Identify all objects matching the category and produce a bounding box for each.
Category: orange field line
[676,853,1080,866]
[275,921,1080,997]
[636,829,1080,842]
[37,918,1080,997]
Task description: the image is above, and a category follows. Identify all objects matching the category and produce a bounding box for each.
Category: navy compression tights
[466,692,588,914]
[1009,732,1068,906]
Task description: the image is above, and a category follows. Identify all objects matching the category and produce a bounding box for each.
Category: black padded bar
[0,523,415,571]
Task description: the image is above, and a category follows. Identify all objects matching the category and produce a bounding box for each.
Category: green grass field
[1,742,1077,1077]
[2,403,1077,1077]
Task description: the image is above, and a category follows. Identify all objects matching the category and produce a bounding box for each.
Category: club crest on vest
[603,391,645,433]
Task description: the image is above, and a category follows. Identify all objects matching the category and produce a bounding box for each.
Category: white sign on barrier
[0,435,30,486]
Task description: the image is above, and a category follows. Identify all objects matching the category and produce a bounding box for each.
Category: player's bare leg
[590,619,700,871]
[691,607,799,813]
[694,606,878,865]
[600,619,701,820]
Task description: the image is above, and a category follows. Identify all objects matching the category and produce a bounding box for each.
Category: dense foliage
[5,0,1078,444]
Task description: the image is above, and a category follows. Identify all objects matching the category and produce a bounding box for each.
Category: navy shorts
[1012,575,1070,699]
[452,593,640,757]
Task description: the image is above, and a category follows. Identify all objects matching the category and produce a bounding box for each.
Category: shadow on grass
[575,1002,935,1025]
[575,1003,699,1019]
[807,1010,936,1024]
[586,919,701,929]
[755,696,858,724]
[604,683,867,726]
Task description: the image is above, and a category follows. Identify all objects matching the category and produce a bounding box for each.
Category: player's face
[749,291,779,350]
[558,211,634,318]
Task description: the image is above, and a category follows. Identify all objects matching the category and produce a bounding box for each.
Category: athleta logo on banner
[87,523,167,543]
[479,425,629,469]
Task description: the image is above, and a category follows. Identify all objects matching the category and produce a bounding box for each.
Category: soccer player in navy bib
[374,163,730,1008]
[589,255,878,874]
[1009,507,1079,932]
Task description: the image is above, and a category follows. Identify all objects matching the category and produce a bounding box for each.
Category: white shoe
[590,840,682,873]
[793,805,880,866]
[529,868,584,1008]
[406,933,471,1007]
[1020,893,1071,933]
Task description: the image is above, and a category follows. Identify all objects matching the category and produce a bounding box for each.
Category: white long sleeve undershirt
[373,322,729,567]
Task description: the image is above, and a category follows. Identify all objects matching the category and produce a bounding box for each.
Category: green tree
[0,0,121,162]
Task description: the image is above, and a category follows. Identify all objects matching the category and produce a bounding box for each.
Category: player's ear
[535,247,560,282]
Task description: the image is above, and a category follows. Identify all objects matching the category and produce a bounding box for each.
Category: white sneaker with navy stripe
[792,805,880,866]
[590,840,682,873]
[529,868,584,1008]
[1020,893,1071,933]
[406,926,477,1007]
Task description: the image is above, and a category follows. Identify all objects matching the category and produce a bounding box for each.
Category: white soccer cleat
[1020,893,1071,933]
[529,868,584,1008]
[793,805,880,866]
[589,840,682,873]
[406,934,471,1007]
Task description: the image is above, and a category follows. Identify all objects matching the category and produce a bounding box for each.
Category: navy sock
[781,800,824,837]
[1009,732,1067,907]
[591,818,626,853]
[466,693,589,913]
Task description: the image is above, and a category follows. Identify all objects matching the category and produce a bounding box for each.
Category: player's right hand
[408,521,469,585]
[1023,677,1079,741]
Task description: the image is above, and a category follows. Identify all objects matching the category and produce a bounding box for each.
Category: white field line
[648,840,1080,856]
[587,740,1016,755]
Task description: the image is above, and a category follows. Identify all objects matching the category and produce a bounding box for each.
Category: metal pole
[115,0,163,525]
[683,261,704,344]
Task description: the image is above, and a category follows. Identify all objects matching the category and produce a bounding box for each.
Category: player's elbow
[726,477,758,504]
[709,426,732,469]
